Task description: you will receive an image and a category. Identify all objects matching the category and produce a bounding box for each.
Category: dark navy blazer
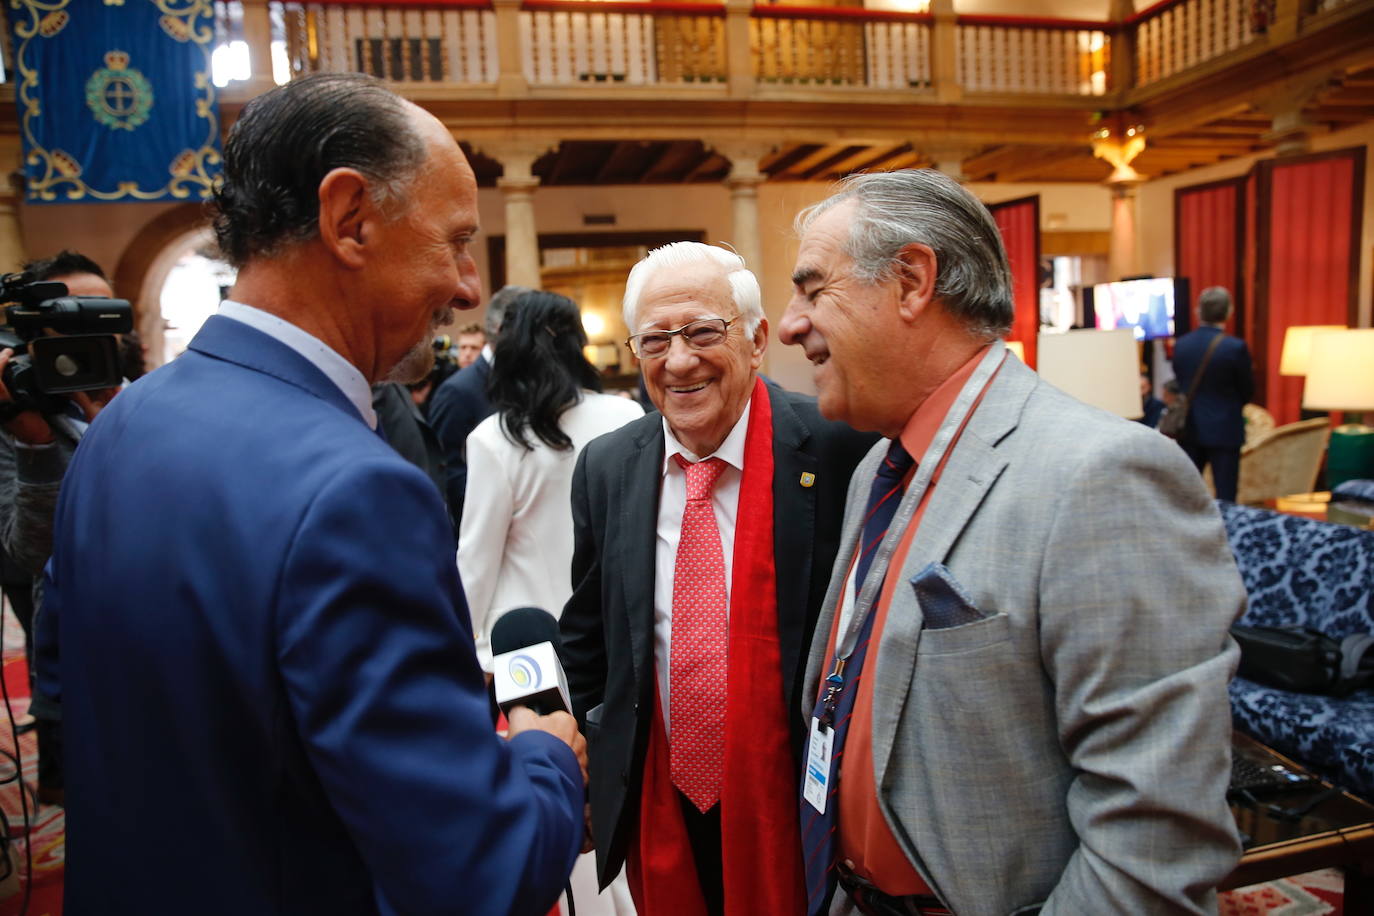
[428,354,493,525]
[1172,326,1255,449]
[43,316,582,915]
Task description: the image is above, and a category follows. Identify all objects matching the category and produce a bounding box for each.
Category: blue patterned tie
[801,439,914,915]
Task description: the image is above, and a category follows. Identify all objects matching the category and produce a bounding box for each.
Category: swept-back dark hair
[488,290,603,452]
[24,250,107,283]
[211,72,425,268]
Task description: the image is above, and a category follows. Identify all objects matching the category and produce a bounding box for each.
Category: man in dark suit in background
[42,73,586,915]
[559,242,875,916]
[1173,285,1255,502]
[429,284,528,529]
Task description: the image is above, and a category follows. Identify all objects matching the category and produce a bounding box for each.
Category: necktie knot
[674,454,727,502]
[877,438,914,483]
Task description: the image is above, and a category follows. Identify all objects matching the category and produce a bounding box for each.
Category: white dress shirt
[654,400,751,731]
[217,300,377,429]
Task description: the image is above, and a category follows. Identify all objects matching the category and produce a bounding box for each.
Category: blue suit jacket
[427,355,493,527]
[43,316,582,915]
[1172,326,1255,449]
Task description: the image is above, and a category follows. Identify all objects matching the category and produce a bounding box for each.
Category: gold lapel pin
[800,472,816,488]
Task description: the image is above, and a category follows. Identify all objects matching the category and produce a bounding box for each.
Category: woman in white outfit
[458,289,641,916]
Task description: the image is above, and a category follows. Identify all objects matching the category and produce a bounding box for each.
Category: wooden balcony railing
[521,0,725,86]
[956,15,1111,96]
[201,0,1368,99]
[751,6,931,91]
[275,1,498,84]
[1129,0,1260,87]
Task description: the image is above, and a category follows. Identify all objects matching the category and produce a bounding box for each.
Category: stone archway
[111,202,215,368]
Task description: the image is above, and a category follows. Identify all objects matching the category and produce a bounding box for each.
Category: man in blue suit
[1172,286,1255,502]
[41,74,586,915]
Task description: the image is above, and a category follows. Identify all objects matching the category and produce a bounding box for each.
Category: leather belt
[834,862,953,916]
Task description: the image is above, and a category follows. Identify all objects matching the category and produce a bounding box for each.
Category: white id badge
[803,716,833,814]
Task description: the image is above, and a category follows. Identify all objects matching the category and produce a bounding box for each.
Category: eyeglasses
[625,317,739,359]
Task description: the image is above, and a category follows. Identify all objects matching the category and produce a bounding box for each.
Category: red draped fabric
[1256,149,1364,425]
[989,196,1041,369]
[1244,170,1259,395]
[1175,180,1242,336]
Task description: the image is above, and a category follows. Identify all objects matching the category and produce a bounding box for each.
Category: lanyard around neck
[831,340,1006,663]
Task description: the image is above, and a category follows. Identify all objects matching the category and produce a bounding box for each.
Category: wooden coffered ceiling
[455,57,1374,187]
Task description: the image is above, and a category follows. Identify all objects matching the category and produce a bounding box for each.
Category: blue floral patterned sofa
[1219,501,1374,800]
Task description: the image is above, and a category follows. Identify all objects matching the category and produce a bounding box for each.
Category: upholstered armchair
[1235,417,1331,505]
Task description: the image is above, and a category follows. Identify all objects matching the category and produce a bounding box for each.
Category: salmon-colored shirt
[823,345,996,894]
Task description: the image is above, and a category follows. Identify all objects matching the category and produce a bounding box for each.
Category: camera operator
[0,250,117,806]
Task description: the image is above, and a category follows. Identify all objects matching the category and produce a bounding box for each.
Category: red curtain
[989,196,1040,369]
[1243,170,1258,389]
[1175,180,1242,336]
[1256,149,1364,425]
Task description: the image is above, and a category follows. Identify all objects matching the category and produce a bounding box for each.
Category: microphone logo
[508,654,543,690]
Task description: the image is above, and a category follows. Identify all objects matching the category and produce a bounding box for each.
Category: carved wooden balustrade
[196,0,1370,99]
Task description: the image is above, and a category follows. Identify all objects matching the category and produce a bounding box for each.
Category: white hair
[621,241,763,336]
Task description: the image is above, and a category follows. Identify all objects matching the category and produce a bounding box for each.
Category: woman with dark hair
[459,290,641,916]
[458,289,642,670]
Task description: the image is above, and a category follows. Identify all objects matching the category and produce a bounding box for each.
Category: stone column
[717,142,772,272]
[0,174,27,275]
[484,142,551,290]
[922,143,972,183]
[240,0,277,95]
[1259,74,1331,158]
[1107,180,1142,280]
[493,0,530,97]
[723,0,755,98]
[929,0,962,103]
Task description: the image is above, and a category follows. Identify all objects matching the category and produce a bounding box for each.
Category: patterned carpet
[0,605,1351,914]
[1221,869,1345,915]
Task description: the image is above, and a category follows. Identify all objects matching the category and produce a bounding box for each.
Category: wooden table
[1224,731,1374,910]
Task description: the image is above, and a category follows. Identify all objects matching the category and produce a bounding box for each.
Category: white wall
[1136,120,1374,327]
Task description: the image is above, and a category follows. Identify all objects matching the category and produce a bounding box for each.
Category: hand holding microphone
[492,607,588,785]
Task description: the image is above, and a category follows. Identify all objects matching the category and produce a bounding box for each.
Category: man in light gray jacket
[781,169,1243,916]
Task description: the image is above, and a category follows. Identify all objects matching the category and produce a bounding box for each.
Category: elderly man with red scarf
[560,242,875,915]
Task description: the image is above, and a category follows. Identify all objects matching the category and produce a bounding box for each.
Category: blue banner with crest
[8,0,221,203]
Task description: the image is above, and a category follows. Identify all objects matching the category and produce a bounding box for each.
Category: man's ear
[894,242,937,323]
[317,167,376,270]
[749,317,769,369]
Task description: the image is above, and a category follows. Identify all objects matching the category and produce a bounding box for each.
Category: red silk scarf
[628,378,807,915]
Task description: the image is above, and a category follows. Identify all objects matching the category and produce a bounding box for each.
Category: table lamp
[1036,328,1143,419]
[1279,324,1346,376]
[1303,328,1374,488]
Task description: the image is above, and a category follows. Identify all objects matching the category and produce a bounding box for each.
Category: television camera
[0,271,133,417]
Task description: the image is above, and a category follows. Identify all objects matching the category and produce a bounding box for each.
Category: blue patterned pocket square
[910,562,988,630]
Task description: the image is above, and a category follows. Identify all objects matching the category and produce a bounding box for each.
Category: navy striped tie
[801,439,914,915]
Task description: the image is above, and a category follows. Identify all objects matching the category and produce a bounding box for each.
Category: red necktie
[669,454,729,812]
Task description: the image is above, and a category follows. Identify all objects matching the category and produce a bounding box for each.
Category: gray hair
[1198,286,1232,324]
[621,242,763,336]
[795,170,1014,339]
[484,284,533,339]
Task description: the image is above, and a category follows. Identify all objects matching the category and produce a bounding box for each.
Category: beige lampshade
[1005,340,1025,361]
[1303,329,1374,411]
[1279,324,1346,376]
[1037,328,1143,419]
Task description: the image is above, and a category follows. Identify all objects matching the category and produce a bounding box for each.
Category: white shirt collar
[661,397,751,473]
[481,342,495,369]
[217,300,377,429]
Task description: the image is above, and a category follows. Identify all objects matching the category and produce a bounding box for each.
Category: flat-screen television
[1082,277,1190,341]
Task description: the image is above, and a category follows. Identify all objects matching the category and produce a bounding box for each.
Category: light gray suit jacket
[805,355,1244,916]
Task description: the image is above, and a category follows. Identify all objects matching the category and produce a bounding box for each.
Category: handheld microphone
[490,607,572,716]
